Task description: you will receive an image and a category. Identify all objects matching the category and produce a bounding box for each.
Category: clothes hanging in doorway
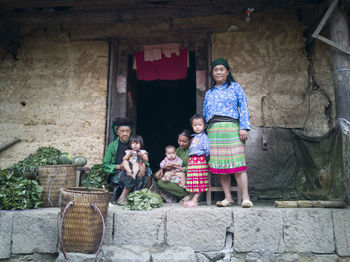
[134,49,188,81]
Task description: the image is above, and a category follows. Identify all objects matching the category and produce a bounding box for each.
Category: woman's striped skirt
[207,121,247,174]
[186,155,209,193]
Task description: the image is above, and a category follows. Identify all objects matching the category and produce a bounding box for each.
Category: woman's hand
[171,164,183,171]
[138,163,146,178]
[115,164,122,170]
[163,163,174,170]
[155,169,163,179]
[239,129,248,142]
[138,151,149,162]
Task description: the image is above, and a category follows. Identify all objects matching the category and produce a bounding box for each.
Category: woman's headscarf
[211,58,235,84]
[111,117,135,141]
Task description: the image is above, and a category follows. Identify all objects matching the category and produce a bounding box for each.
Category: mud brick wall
[0,25,108,169]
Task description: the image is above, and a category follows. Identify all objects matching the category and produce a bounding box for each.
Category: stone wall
[0,25,108,169]
[1,205,350,261]
[211,12,334,137]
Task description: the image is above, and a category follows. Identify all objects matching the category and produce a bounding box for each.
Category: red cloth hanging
[134,49,188,81]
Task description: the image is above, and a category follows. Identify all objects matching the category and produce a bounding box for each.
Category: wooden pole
[105,39,119,151]
[0,137,20,152]
[329,2,350,121]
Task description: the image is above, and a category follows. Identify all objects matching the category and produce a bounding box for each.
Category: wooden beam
[67,14,242,41]
[0,0,299,11]
[316,35,350,55]
[0,16,19,58]
[329,3,350,121]
[311,0,339,38]
[2,4,241,25]
[105,39,119,147]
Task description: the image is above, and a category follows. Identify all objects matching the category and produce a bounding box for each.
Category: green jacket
[102,139,120,174]
[102,138,150,174]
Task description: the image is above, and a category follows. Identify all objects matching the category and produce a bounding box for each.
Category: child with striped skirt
[183,114,210,207]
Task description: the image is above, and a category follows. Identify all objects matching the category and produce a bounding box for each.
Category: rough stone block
[233,208,284,252]
[104,245,151,262]
[196,253,210,262]
[0,211,13,259]
[55,252,96,262]
[283,209,335,253]
[151,246,196,262]
[297,253,342,262]
[333,209,350,256]
[32,253,58,262]
[114,209,165,246]
[104,210,114,245]
[12,208,60,254]
[56,245,151,262]
[166,207,232,252]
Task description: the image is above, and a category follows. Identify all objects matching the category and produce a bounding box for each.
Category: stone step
[1,204,350,261]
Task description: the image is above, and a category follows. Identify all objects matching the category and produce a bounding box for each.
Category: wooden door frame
[104,35,211,151]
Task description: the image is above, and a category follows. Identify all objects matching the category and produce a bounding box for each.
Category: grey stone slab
[230,257,245,262]
[55,252,96,262]
[0,211,13,259]
[32,253,58,262]
[166,207,232,252]
[283,209,335,253]
[233,208,284,253]
[196,253,210,262]
[297,253,345,262]
[151,246,196,262]
[104,210,114,245]
[12,208,60,254]
[114,209,165,246]
[104,245,151,262]
[333,209,350,256]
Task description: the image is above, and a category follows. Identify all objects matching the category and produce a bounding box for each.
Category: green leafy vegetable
[0,169,42,210]
[124,188,163,211]
[81,164,108,188]
[11,147,61,175]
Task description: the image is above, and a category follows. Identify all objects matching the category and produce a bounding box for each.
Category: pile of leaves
[124,188,163,211]
[81,164,108,188]
[11,147,61,175]
[0,168,42,210]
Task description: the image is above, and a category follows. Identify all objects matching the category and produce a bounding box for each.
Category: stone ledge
[1,204,350,259]
[0,212,13,259]
[11,208,60,254]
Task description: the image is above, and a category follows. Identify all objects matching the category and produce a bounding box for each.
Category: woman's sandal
[183,201,198,207]
[241,199,253,208]
[216,199,234,207]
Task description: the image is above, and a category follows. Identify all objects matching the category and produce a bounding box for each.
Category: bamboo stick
[274,200,346,208]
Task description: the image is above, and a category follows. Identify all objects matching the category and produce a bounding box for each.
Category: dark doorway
[133,52,196,172]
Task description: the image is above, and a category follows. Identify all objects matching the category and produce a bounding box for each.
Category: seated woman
[103,117,152,205]
[154,129,191,202]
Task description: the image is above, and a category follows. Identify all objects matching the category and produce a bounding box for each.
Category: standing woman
[203,58,253,208]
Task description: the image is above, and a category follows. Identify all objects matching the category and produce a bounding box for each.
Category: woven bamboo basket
[38,165,77,207]
[59,187,109,257]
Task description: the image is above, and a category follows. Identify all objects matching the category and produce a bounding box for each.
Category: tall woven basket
[38,165,77,207]
[59,187,109,258]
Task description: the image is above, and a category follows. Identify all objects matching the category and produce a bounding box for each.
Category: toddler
[183,114,210,207]
[159,145,186,188]
[122,135,148,179]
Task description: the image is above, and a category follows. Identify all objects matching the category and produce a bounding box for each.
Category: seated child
[159,145,186,188]
[122,135,148,180]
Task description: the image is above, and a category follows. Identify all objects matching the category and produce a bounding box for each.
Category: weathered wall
[0,25,108,169]
[211,12,334,137]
